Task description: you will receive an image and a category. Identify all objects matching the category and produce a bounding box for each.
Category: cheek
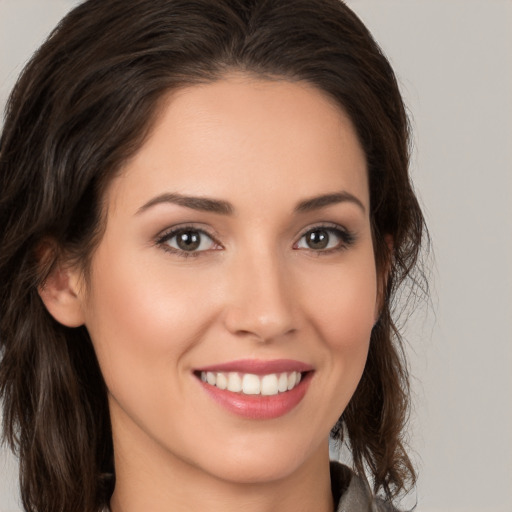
[82,247,221,391]
[284,253,377,434]
[301,252,377,400]
[303,256,377,348]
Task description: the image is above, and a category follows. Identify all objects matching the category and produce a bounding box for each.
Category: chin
[190,431,327,485]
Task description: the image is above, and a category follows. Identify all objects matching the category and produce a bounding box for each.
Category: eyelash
[155,223,356,258]
[155,225,221,258]
[294,223,356,255]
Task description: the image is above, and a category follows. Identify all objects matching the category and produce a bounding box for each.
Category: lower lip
[197,373,312,420]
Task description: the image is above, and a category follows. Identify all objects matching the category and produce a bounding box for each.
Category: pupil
[177,231,200,251]
[307,230,329,249]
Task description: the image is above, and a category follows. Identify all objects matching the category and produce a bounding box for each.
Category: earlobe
[38,263,85,328]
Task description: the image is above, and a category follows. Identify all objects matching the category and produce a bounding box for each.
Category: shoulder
[330,461,398,512]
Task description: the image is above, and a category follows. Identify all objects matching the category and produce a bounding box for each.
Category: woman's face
[78,75,378,484]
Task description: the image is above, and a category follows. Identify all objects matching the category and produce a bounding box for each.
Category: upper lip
[195,359,314,375]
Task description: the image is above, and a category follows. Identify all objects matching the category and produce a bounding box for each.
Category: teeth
[278,373,288,392]
[287,371,300,390]
[261,374,279,396]
[200,370,304,395]
[216,373,228,390]
[227,372,242,392]
[242,374,260,395]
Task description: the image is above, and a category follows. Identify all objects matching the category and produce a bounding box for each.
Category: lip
[195,358,314,375]
[194,359,314,420]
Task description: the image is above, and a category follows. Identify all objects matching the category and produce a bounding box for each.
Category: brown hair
[0,0,427,510]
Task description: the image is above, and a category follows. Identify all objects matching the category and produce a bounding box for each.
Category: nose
[222,248,298,343]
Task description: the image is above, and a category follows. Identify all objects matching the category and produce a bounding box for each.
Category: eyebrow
[136,190,365,216]
[136,192,234,215]
[294,192,366,214]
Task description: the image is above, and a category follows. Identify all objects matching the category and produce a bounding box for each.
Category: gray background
[1,0,511,511]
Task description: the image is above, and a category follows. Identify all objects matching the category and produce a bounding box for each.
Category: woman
[0,0,427,511]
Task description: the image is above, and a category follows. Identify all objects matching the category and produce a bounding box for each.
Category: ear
[38,261,85,328]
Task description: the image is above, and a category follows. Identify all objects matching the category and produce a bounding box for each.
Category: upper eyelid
[296,222,350,238]
[156,221,347,237]
[156,224,220,243]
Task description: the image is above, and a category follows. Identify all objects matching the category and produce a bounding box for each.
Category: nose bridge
[223,242,297,342]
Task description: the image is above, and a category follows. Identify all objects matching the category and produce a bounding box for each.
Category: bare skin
[40,74,378,512]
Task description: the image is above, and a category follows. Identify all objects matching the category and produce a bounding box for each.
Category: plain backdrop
[1,1,511,511]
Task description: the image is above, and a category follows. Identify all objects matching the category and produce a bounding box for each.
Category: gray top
[332,462,396,512]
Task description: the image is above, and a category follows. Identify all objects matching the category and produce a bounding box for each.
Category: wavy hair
[0,1,427,510]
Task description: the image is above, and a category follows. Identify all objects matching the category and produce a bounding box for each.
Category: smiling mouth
[194,360,313,419]
[196,370,307,396]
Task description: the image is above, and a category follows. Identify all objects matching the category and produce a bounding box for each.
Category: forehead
[107,75,368,217]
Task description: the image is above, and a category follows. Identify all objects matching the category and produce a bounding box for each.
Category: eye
[157,227,219,255]
[295,226,354,252]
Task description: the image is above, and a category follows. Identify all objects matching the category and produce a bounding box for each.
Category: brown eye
[295,226,353,252]
[175,230,201,251]
[305,229,330,250]
[160,228,217,254]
